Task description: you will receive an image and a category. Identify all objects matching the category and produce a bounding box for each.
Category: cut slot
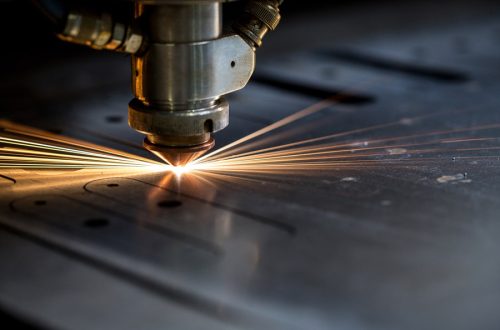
[105,115,123,123]
[316,49,469,83]
[157,200,183,208]
[0,174,16,184]
[84,218,110,228]
[252,74,375,104]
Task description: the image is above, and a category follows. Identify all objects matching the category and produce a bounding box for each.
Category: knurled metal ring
[246,1,281,30]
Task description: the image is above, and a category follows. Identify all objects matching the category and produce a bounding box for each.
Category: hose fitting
[233,0,283,48]
[57,11,143,54]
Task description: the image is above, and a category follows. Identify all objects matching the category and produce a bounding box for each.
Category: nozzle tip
[143,137,214,166]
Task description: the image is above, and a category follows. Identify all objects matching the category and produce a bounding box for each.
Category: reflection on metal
[4,3,500,328]
[0,120,161,169]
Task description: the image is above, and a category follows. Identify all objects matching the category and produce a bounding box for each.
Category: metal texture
[54,0,272,162]
[3,1,500,329]
[58,11,143,53]
[130,1,255,159]
[233,0,282,48]
[142,2,221,42]
[129,97,229,140]
[131,35,255,105]
[138,0,236,3]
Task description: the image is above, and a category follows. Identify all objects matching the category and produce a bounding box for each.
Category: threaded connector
[233,0,282,48]
[57,11,143,54]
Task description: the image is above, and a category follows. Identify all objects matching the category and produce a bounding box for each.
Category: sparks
[2,95,500,178]
[0,120,162,170]
[188,98,500,176]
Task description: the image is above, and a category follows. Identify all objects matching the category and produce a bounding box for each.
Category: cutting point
[143,136,214,167]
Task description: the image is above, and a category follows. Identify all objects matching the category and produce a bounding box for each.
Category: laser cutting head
[53,0,283,166]
[128,0,283,165]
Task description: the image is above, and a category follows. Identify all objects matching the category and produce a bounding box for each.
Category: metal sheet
[2,2,500,329]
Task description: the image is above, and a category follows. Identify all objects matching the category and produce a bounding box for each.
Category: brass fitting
[57,11,143,53]
[233,0,282,48]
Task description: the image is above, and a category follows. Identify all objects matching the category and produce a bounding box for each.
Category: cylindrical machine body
[51,0,279,165]
[146,3,221,42]
[129,1,229,147]
[134,2,222,107]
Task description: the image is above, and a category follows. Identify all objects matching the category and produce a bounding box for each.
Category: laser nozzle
[143,137,214,167]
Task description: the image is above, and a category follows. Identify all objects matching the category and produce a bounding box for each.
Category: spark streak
[0,120,163,170]
[2,92,500,180]
[189,104,500,176]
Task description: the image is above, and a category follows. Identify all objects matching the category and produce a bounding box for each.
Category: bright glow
[0,120,162,170]
[191,115,500,175]
[144,164,171,173]
[172,166,187,176]
[168,164,196,176]
[2,95,500,178]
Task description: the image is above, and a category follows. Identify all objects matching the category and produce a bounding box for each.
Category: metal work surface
[2,1,500,329]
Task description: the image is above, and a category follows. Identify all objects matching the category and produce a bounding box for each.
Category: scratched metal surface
[2,2,500,330]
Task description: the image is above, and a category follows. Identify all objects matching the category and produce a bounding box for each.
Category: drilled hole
[158,200,182,208]
[231,61,236,68]
[204,119,214,133]
[105,115,123,123]
[107,183,119,187]
[34,200,46,206]
[84,218,109,228]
